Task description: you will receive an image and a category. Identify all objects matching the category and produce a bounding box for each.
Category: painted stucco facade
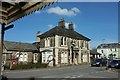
[97,43,120,59]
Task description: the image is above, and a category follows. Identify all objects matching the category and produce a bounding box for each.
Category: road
[3,64,119,79]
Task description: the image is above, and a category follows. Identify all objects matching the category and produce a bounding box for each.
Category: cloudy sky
[2,2,118,48]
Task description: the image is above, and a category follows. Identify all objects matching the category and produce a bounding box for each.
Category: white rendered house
[97,43,120,59]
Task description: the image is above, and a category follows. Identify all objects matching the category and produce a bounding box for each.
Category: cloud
[65,22,69,28]
[48,24,54,29]
[46,6,80,17]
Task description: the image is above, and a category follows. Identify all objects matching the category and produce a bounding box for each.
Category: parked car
[91,58,107,67]
[107,59,120,69]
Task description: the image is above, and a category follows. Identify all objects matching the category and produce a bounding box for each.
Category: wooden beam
[7,2,53,24]
[0,0,57,24]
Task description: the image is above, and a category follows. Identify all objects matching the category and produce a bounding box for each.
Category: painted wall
[97,48,119,59]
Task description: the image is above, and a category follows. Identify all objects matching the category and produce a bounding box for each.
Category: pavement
[2,64,119,79]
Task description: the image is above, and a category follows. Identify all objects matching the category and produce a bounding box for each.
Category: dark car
[108,59,120,69]
[91,58,107,67]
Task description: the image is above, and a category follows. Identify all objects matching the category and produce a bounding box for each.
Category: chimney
[36,31,41,42]
[58,18,65,28]
[69,22,74,31]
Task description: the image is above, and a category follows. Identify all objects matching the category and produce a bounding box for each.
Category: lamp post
[0,23,14,78]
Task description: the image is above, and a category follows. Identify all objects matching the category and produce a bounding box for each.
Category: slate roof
[90,49,101,55]
[39,26,90,41]
[4,41,38,52]
[33,42,40,49]
[97,43,120,49]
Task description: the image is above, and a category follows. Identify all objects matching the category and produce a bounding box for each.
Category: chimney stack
[69,22,74,31]
[36,31,41,42]
[58,18,65,28]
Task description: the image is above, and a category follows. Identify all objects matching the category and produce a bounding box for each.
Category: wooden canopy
[0,0,57,24]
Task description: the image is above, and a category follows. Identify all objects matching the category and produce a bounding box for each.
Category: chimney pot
[58,18,65,28]
[36,31,41,42]
[69,22,74,31]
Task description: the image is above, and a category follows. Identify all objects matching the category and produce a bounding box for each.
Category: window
[64,37,67,45]
[45,38,50,47]
[50,38,52,47]
[19,53,23,61]
[61,37,67,46]
[47,38,50,47]
[45,38,47,47]
[71,40,76,47]
[101,50,104,53]
[81,41,84,48]
[42,52,46,63]
[16,52,20,58]
[61,37,63,45]
[83,41,86,48]
[42,52,53,63]
[16,52,22,61]
[85,41,87,48]
[24,53,28,62]
[47,52,53,61]
[34,54,38,61]
[115,48,116,51]
[110,49,112,51]
[16,52,28,62]
[86,42,89,49]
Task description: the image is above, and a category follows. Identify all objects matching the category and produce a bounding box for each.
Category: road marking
[5,69,42,74]
[65,75,77,78]
[77,75,83,77]
[64,76,70,78]
[71,76,76,78]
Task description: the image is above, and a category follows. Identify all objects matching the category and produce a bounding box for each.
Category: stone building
[37,19,91,67]
[3,41,39,66]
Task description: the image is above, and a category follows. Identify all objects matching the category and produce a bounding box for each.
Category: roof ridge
[4,41,33,45]
[39,26,90,41]
[4,41,38,52]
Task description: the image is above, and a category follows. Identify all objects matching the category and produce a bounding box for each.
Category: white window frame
[61,37,67,46]
[16,52,28,62]
[34,53,38,63]
[23,53,28,62]
[45,38,50,47]
[42,52,46,63]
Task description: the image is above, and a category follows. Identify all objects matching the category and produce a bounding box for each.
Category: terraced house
[97,43,120,59]
[3,41,39,66]
[37,19,91,67]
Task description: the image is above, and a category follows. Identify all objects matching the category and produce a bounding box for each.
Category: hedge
[5,63,48,70]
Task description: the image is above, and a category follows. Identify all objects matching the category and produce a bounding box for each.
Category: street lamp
[0,23,14,77]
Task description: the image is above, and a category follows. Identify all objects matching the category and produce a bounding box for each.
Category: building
[37,19,91,67]
[90,49,101,58]
[97,43,120,59]
[90,49,101,62]
[3,41,39,66]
